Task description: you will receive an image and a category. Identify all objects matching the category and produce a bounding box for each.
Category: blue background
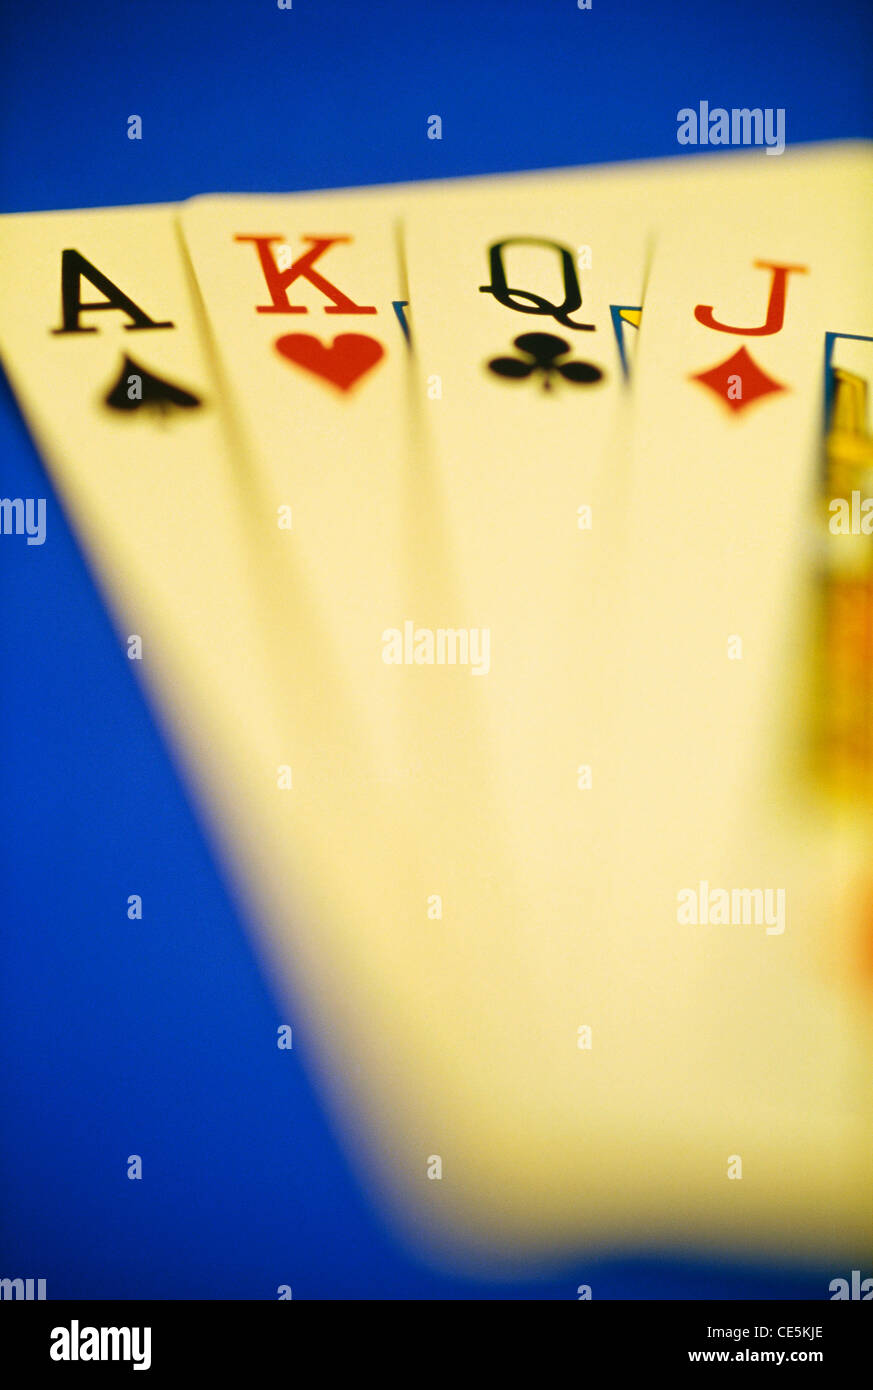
[1,0,870,1299]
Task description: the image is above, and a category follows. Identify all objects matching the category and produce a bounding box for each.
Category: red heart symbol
[274,333,385,392]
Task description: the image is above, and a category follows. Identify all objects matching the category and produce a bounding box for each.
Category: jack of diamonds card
[610,143,873,1260]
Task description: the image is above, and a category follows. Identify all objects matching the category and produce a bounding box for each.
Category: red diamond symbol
[690,345,786,414]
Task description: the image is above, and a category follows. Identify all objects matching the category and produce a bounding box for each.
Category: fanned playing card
[385,148,872,1260]
[0,204,291,803]
[179,192,421,763]
[3,154,869,1270]
[608,142,873,1256]
[0,199,468,1252]
[178,176,663,1259]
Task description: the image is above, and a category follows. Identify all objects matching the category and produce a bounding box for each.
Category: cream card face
[400,171,673,957]
[179,193,421,772]
[0,205,286,774]
[606,144,873,1256]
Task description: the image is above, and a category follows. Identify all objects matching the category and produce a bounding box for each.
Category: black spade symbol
[104,354,202,415]
[487,332,604,391]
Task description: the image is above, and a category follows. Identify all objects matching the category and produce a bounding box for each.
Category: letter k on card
[232,231,383,392]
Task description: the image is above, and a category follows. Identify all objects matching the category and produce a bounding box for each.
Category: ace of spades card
[0,203,289,772]
[0,203,349,956]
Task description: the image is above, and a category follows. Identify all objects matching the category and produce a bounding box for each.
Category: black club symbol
[487,332,604,390]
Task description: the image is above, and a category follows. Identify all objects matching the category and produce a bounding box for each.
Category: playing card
[179,192,422,770]
[607,142,873,1256]
[818,329,873,805]
[380,147,873,1262]
[0,204,289,796]
[400,168,651,950]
